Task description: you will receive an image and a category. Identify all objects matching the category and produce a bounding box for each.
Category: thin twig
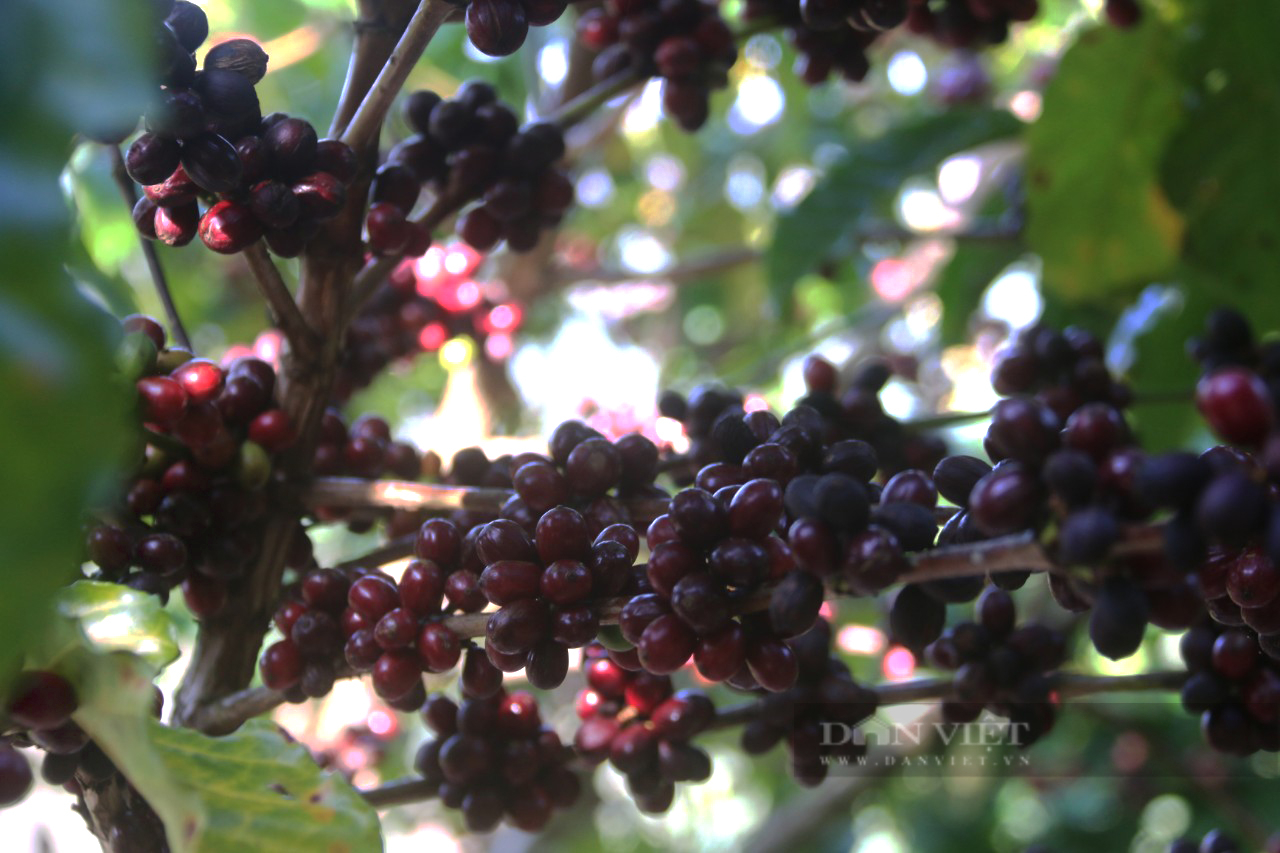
[107,146,193,351]
[547,68,646,128]
[550,246,762,288]
[243,242,317,356]
[855,221,1023,244]
[362,778,438,807]
[340,0,452,152]
[904,409,993,430]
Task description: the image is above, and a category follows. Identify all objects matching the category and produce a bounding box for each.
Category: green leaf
[52,581,179,670]
[73,661,384,853]
[1025,20,1185,305]
[934,243,1025,346]
[0,0,145,671]
[43,589,383,853]
[138,719,383,853]
[1159,0,1280,297]
[767,108,1022,314]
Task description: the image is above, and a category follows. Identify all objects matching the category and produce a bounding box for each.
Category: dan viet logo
[811,711,1036,774]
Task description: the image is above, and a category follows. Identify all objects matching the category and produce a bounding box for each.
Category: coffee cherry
[126,133,182,185]
[199,200,263,254]
[154,202,199,246]
[250,181,300,230]
[466,0,530,57]
[1196,367,1274,447]
[181,132,243,194]
[1088,577,1148,660]
[264,118,318,180]
[293,171,347,219]
[366,202,412,254]
[203,38,269,84]
[166,0,209,51]
[0,746,32,807]
[315,139,358,185]
[7,671,77,730]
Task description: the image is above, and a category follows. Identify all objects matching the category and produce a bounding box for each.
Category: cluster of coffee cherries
[632,479,802,690]
[262,518,486,706]
[0,671,160,812]
[735,0,1141,89]
[659,354,947,484]
[740,618,878,786]
[310,411,427,533]
[924,587,1066,743]
[951,325,1169,660]
[574,644,716,813]
[262,568,360,703]
[387,84,573,255]
[740,0,880,84]
[123,4,358,257]
[88,315,307,615]
[576,0,737,131]
[1179,619,1280,757]
[464,0,570,57]
[1116,309,1280,652]
[802,354,951,477]
[507,420,664,525]
[415,691,581,832]
[334,243,523,401]
[480,510,640,688]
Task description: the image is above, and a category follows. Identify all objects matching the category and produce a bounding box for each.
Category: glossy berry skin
[137,376,189,426]
[366,202,412,254]
[416,518,461,565]
[248,409,296,452]
[199,200,263,254]
[180,132,243,194]
[1212,630,1258,680]
[348,575,401,621]
[1226,549,1280,608]
[637,614,696,674]
[373,649,422,699]
[126,133,182,185]
[154,202,199,246]
[0,746,32,806]
[418,622,462,672]
[1196,367,1275,446]
[172,358,224,405]
[260,640,303,690]
[466,0,529,57]
[7,671,77,730]
[968,464,1041,536]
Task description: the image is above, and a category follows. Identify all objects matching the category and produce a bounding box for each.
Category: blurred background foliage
[5,0,1280,848]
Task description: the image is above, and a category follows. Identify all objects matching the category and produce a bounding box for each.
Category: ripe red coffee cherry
[172,358,224,404]
[136,376,189,426]
[199,200,263,254]
[366,202,413,254]
[1196,367,1275,447]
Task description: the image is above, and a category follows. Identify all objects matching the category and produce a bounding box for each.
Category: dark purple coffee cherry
[264,117,318,180]
[180,132,243,194]
[466,0,530,57]
[126,133,182,185]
